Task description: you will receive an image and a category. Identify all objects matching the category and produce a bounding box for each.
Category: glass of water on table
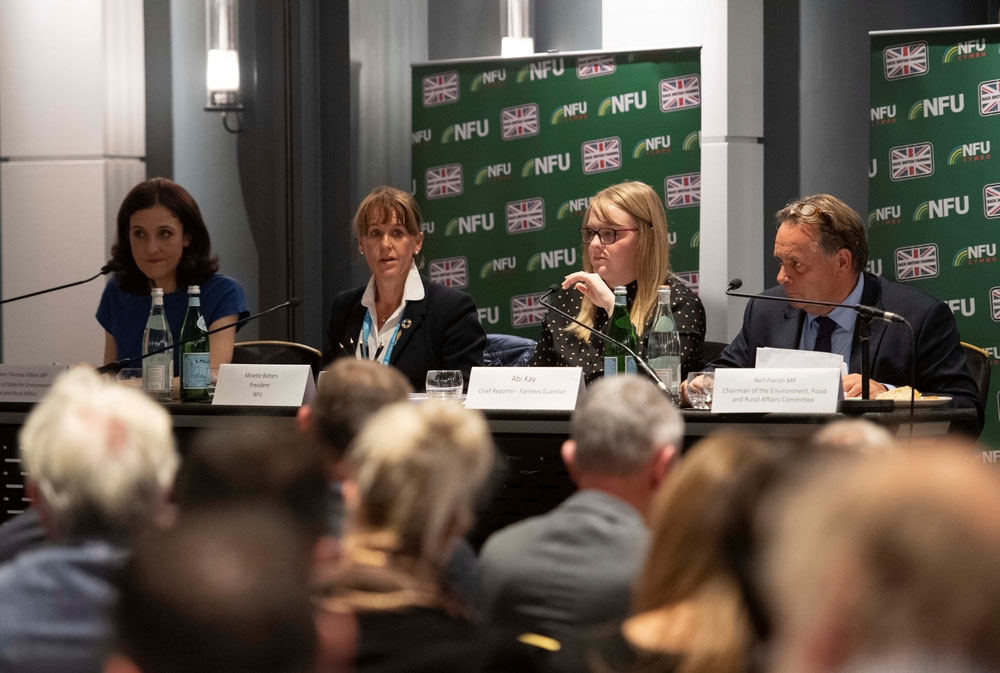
[425,370,464,400]
[685,371,715,410]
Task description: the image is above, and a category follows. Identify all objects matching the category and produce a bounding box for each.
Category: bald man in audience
[478,375,682,639]
[0,368,177,673]
[766,441,1000,673]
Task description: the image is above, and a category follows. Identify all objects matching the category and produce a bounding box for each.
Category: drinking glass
[425,370,463,399]
[116,368,143,389]
[685,371,715,410]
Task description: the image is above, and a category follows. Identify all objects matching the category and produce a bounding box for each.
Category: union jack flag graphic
[511,292,548,327]
[883,42,928,80]
[501,103,539,139]
[505,198,545,234]
[979,80,1000,116]
[674,271,699,294]
[665,173,701,209]
[577,55,615,79]
[425,164,463,200]
[581,137,621,174]
[422,71,459,107]
[984,184,1000,219]
[889,143,934,181]
[991,287,1000,322]
[895,244,938,281]
[428,257,468,288]
[659,75,701,111]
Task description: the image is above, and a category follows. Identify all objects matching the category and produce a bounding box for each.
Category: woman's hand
[562,272,614,315]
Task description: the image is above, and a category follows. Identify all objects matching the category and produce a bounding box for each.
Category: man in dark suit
[477,375,682,640]
[704,194,980,423]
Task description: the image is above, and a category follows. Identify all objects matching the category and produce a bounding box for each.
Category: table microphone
[97,297,301,376]
[725,278,907,324]
[0,264,113,305]
[538,284,670,397]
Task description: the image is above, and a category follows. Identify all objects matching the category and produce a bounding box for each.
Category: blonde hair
[632,432,771,673]
[19,367,177,539]
[347,401,494,565]
[571,181,670,341]
[353,185,423,239]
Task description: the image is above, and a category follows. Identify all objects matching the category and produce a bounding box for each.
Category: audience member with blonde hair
[0,367,177,673]
[530,180,705,383]
[766,440,1000,673]
[313,401,502,672]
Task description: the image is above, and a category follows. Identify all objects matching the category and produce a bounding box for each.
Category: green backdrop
[869,27,1000,449]
[411,48,701,336]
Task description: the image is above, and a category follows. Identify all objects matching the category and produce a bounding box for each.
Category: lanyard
[361,308,403,365]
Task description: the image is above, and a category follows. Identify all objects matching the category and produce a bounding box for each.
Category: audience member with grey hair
[477,375,682,639]
[0,367,177,673]
[810,418,895,456]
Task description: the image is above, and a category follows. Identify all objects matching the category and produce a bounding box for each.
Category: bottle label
[183,353,212,389]
[603,356,637,377]
[196,315,207,331]
[143,364,169,392]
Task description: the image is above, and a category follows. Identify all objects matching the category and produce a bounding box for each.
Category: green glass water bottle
[603,286,637,376]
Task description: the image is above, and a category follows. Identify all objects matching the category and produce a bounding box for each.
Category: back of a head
[18,367,177,540]
[114,505,316,673]
[175,421,327,541]
[570,375,683,477]
[348,401,494,564]
[310,359,413,460]
[811,418,895,456]
[769,442,1000,672]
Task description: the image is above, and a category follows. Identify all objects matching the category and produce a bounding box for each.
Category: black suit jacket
[322,276,487,392]
[710,273,982,423]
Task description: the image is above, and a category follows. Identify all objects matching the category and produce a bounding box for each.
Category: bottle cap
[613,286,626,295]
[151,288,164,297]
[187,285,201,294]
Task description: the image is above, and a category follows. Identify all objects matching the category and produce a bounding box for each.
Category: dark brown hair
[108,178,219,293]
[775,194,869,274]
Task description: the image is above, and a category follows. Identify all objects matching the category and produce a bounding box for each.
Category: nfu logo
[867,205,902,227]
[866,259,884,276]
[479,257,516,278]
[441,119,489,143]
[946,297,976,317]
[870,105,897,125]
[470,69,506,91]
[598,91,648,115]
[444,212,494,236]
[953,244,997,266]
[908,94,965,119]
[411,129,432,144]
[913,196,969,220]
[474,163,512,184]
[421,220,435,234]
[550,101,588,124]
[516,58,565,82]
[527,248,577,271]
[556,197,590,219]
[522,153,571,177]
[869,158,878,178]
[477,306,500,325]
[943,39,986,63]
[947,141,991,164]
[632,136,671,158]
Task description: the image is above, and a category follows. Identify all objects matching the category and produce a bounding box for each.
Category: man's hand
[842,373,887,399]
[562,271,614,314]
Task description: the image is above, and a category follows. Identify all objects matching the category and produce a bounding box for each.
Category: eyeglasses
[580,227,638,245]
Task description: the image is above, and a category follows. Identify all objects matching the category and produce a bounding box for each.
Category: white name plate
[712,368,842,414]
[465,367,585,411]
[212,364,316,407]
[0,364,69,402]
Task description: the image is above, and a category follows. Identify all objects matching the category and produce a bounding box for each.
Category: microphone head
[287,297,301,307]
[547,283,561,294]
[727,278,743,292]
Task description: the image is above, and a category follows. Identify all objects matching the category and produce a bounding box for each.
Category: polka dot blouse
[529,276,707,384]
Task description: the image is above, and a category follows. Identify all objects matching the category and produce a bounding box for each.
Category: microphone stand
[725,283,913,414]
[538,286,671,399]
[1,266,111,305]
[97,298,301,376]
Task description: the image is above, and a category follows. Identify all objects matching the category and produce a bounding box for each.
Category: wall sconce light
[501,0,534,57]
[204,0,242,133]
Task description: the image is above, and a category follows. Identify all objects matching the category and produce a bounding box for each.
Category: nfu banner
[869,27,1000,448]
[411,48,701,336]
